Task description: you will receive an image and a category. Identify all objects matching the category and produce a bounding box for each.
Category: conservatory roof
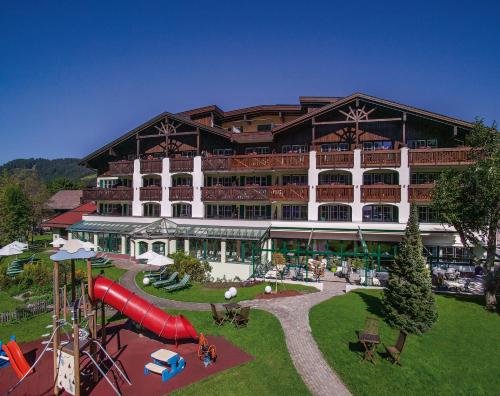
[133,218,269,241]
[68,220,150,234]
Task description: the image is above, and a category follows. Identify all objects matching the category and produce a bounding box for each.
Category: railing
[316,151,354,168]
[316,185,354,202]
[202,153,309,171]
[408,184,434,202]
[82,187,133,201]
[108,160,134,175]
[140,159,162,173]
[361,150,401,167]
[169,186,193,201]
[140,186,162,201]
[201,185,308,201]
[361,185,401,202]
[409,147,476,166]
[170,158,194,172]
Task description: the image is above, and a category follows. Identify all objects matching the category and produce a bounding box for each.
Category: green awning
[68,220,150,234]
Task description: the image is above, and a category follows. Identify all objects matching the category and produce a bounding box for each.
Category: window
[363,173,396,185]
[244,146,270,154]
[143,177,161,187]
[244,205,270,220]
[408,139,438,149]
[257,124,273,132]
[244,175,270,186]
[98,203,131,216]
[181,151,197,158]
[205,204,237,219]
[363,141,393,150]
[417,206,439,223]
[281,145,308,153]
[231,126,243,133]
[319,173,351,185]
[172,203,192,218]
[319,205,352,221]
[282,205,308,220]
[442,246,469,261]
[143,203,160,217]
[282,175,308,185]
[320,143,349,152]
[213,148,233,156]
[172,176,192,186]
[99,179,117,188]
[362,205,398,222]
[206,176,235,186]
[410,172,439,184]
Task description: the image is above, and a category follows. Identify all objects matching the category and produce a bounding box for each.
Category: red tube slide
[2,340,31,379]
[93,276,198,343]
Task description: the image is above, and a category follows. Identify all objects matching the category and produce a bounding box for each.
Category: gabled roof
[177,105,224,118]
[80,112,231,165]
[45,190,83,211]
[273,93,473,135]
[41,202,96,229]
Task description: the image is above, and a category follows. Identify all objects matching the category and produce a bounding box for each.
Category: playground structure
[0,336,32,379]
[6,239,199,396]
[197,333,217,367]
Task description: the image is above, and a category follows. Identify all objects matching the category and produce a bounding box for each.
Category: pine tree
[382,205,438,334]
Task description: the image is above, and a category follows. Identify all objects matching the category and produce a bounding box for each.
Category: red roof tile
[41,202,96,229]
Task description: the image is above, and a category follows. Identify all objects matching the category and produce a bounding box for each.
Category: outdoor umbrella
[0,244,24,257]
[147,253,174,267]
[10,241,28,251]
[50,237,67,248]
[136,250,158,261]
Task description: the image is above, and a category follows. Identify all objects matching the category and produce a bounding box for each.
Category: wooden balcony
[361,150,401,167]
[316,185,354,202]
[409,147,476,166]
[361,185,401,202]
[202,153,309,171]
[170,158,194,172]
[82,187,133,201]
[201,185,308,201]
[408,184,434,202]
[316,152,354,168]
[108,160,134,175]
[169,186,193,201]
[139,186,162,201]
[140,159,162,173]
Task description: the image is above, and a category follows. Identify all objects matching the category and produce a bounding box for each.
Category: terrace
[409,147,476,166]
[82,186,133,201]
[361,185,401,202]
[201,185,309,201]
[316,185,354,202]
[202,153,309,171]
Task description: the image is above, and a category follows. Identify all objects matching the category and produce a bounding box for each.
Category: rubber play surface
[0,321,253,395]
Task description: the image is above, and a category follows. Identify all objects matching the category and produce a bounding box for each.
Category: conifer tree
[382,205,438,334]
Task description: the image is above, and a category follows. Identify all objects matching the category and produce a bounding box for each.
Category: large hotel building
[72,93,474,280]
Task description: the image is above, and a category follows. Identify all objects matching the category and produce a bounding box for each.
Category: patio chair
[233,307,250,328]
[147,266,169,280]
[355,317,381,363]
[91,258,112,267]
[210,303,226,327]
[383,330,408,365]
[153,272,178,288]
[163,274,190,292]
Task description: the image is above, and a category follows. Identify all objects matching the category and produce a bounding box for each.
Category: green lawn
[0,308,310,396]
[136,271,317,303]
[310,290,500,396]
[74,259,127,281]
[0,291,23,312]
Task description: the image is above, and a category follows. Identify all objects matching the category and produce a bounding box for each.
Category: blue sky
[0,0,499,164]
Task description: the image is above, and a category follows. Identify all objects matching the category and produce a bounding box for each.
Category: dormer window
[257,124,273,132]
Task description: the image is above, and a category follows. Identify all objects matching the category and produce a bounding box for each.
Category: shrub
[18,262,52,296]
[169,252,212,282]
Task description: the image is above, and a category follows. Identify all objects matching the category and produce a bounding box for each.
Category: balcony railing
[170,158,194,172]
[361,185,401,202]
[201,185,308,201]
[169,186,193,201]
[140,159,162,174]
[409,147,476,166]
[140,186,162,201]
[316,151,354,168]
[202,153,309,171]
[316,185,354,202]
[408,184,434,202]
[82,187,133,201]
[361,150,401,167]
[108,160,134,175]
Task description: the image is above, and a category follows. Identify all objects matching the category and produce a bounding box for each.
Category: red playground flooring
[0,321,253,395]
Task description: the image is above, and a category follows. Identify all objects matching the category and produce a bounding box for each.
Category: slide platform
[93,276,198,343]
[1,338,31,379]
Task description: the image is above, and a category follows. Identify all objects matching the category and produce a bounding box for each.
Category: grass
[0,291,23,312]
[310,290,500,396]
[74,259,127,281]
[136,271,318,303]
[0,308,310,396]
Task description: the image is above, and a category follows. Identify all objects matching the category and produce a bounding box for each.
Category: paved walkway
[116,260,351,396]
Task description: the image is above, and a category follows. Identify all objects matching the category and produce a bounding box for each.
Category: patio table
[223,303,241,323]
[151,349,179,366]
[356,332,380,364]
